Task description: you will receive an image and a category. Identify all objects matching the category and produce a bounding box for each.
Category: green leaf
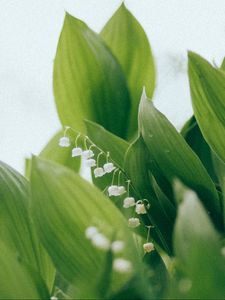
[0,161,55,290]
[0,241,49,299]
[181,115,218,183]
[221,57,225,71]
[54,12,130,138]
[101,3,155,138]
[124,136,175,254]
[188,51,225,163]
[138,91,222,230]
[31,157,140,298]
[40,129,80,171]
[173,187,225,299]
[85,119,129,169]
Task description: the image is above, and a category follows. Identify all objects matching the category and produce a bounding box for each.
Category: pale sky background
[0,0,225,173]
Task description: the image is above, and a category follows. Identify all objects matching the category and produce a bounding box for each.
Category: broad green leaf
[221,57,225,71]
[0,161,55,290]
[40,129,80,171]
[188,51,225,163]
[173,187,225,299]
[85,119,129,169]
[124,136,174,254]
[54,13,130,138]
[0,241,49,299]
[181,115,218,183]
[31,157,141,298]
[138,91,222,230]
[101,3,155,138]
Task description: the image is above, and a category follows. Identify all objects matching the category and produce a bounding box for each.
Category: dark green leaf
[54,13,130,138]
[138,91,222,230]
[188,51,225,163]
[101,3,155,138]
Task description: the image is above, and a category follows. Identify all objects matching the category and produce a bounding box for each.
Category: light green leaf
[221,57,225,71]
[31,157,140,298]
[173,187,225,299]
[0,161,55,290]
[138,91,222,230]
[101,3,155,138]
[0,241,49,299]
[188,51,225,163]
[54,13,130,138]
[85,119,129,169]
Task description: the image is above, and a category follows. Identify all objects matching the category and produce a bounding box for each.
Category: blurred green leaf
[0,161,55,290]
[138,91,222,230]
[181,115,218,183]
[54,13,130,138]
[31,157,141,298]
[0,241,49,299]
[173,187,225,299]
[101,3,155,138]
[221,57,225,70]
[188,51,225,163]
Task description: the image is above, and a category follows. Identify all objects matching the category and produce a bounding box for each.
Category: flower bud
[123,197,135,208]
[103,162,116,173]
[94,167,105,178]
[59,137,70,147]
[72,147,83,157]
[113,258,132,273]
[128,218,140,228]
[91,233,110,250]
[82,149,94,159]
[143,242,154,253]
[111,240,125,253]
[85,226,98,239]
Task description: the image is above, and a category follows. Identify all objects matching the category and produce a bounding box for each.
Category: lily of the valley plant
[0,3,225,300]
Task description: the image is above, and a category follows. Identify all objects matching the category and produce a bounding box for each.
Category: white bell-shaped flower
[128,218,140,228]
[91,233,110,250]
[108,185,120,196]
[94,167,105,178]
[103,162,116,173]
[82,149,94,159]
[135,203,147,214]
[85,226,98,239]
[59,137,70,147]
[72,147,83,157]
[123,197,135,208]
[50,296,58,300]
[143,242,154,253]
[113,258,132,273]
[85,159,96,168]
[118,186,126,195]
[111,240,125,254]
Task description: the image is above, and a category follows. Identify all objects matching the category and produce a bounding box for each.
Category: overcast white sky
[0,0,225,173]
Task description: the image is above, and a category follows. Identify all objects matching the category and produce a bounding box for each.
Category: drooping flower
[118,186,126,195]
[72,147,83,157]
[128,218,140,228]
[59,136,70,147]
[82,149,94,159]
[94,167,105,178]
[50,296,58,300]
[123,197,135,208]
[103,162,116,173]
[135,202,147,214]
[113,258,132,273]
[91,233,110,250]
[108,185,120,196]
[111,240,125,254]
[85,159,96,168]
[143,242,154,253]
[85,226,99,239]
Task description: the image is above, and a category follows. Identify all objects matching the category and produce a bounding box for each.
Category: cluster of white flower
[85,226,132,273]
